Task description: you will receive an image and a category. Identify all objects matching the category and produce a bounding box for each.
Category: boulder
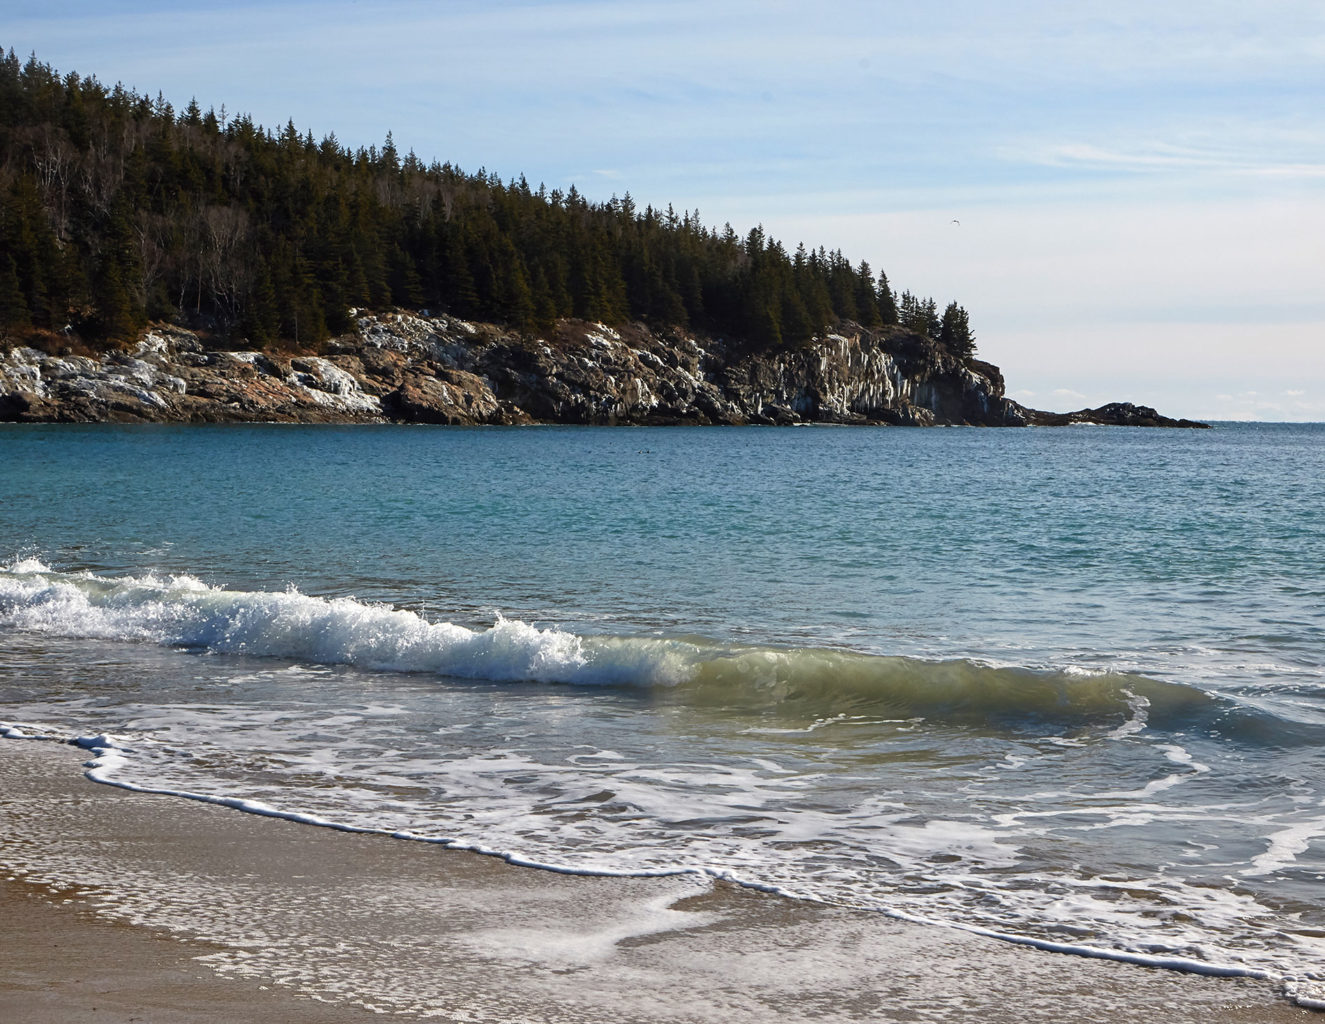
[383,366,505,424]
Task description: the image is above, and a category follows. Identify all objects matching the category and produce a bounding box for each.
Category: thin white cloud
[983,321,1325,421]
[1206,387,1325,421]
[1005,141,1325,180]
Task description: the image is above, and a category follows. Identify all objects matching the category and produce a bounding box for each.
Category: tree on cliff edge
[938,301,975,360]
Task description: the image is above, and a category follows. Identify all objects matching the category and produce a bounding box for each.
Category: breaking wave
[0,559,588,684]
[0,559,1304,740]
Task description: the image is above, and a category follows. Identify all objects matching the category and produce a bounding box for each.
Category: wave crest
[3,560,1295,739]
[0,560,587,683]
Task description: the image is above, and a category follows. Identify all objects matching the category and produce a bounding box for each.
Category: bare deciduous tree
[29,125,76,240]
[134,211,171,309]
[200,204,250,325]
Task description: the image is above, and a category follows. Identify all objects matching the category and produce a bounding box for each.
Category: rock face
[0,328,384,424]
[0,314,1201,428]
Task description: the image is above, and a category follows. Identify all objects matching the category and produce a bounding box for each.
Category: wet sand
[0,738,1312,1023]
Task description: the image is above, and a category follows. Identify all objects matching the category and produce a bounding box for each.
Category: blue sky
[7,0,1323,418]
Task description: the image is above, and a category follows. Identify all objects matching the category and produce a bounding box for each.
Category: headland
[0,313,1206,428]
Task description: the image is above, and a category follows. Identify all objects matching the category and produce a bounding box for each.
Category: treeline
[0,49,975,357]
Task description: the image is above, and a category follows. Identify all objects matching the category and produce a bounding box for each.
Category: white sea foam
[1155,743,1211,774]
[1241,813,1325,877]
[1105,689,1150,739]
[0,562,621,685]
[5,712,1324,1009]
[5,558,1324,1010]
[2,562,1162,714]
[0,561,1228,726]
[1285,978,1325,1011]
[461,884,718,967]
[1062,665,1112,678]
[7,557,52,574]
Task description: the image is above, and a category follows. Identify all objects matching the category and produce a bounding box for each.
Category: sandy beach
[0,738,1310,1024]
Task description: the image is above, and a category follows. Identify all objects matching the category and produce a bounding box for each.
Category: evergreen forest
[0,49,975,359]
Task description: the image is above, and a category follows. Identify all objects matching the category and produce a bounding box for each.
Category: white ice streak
[0,345,187,408]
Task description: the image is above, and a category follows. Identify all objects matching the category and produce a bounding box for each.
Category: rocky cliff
[0,313,1201,427]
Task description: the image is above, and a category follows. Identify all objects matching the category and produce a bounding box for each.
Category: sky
[6,0,1323,419]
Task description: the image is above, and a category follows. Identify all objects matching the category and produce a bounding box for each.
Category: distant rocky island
[0,312,1206,428]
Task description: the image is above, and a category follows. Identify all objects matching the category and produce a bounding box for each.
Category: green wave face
[669,645,1206,727]
[1,561,1313,747]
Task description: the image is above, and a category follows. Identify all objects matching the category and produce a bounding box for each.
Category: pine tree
[387,244,424,307]
[876,270,898,325]
[92,197,144,341]
[0,253,31,330]
[938,301,975,360]
[242,256,280,344]
[0,48,981,357]
[854,260,881,328]
[91,256,141,341]
[780,288,815,346]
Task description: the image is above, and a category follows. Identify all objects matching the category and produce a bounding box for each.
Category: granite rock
[0,315,1204,428]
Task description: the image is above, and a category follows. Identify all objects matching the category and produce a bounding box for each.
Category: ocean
[1,421,1322,1009]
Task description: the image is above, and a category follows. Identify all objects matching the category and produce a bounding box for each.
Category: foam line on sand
[0,738,1311,1023]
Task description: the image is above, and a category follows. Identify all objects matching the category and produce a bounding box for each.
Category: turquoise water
[1,422,1323,1004]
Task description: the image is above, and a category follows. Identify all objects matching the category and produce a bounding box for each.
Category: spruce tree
[0,253,31,330]
[854,260,881,328]
[876,270,898,325]
[938,301,975,360]
[0,48,980,357]
[242,256,280,344]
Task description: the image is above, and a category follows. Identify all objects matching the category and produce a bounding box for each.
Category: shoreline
[0,314,1207,429]
[0,737,1310,1023]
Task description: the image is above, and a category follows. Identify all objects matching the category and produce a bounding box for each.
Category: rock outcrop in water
[1023,403,1209,429]
[0,313,1204,427]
